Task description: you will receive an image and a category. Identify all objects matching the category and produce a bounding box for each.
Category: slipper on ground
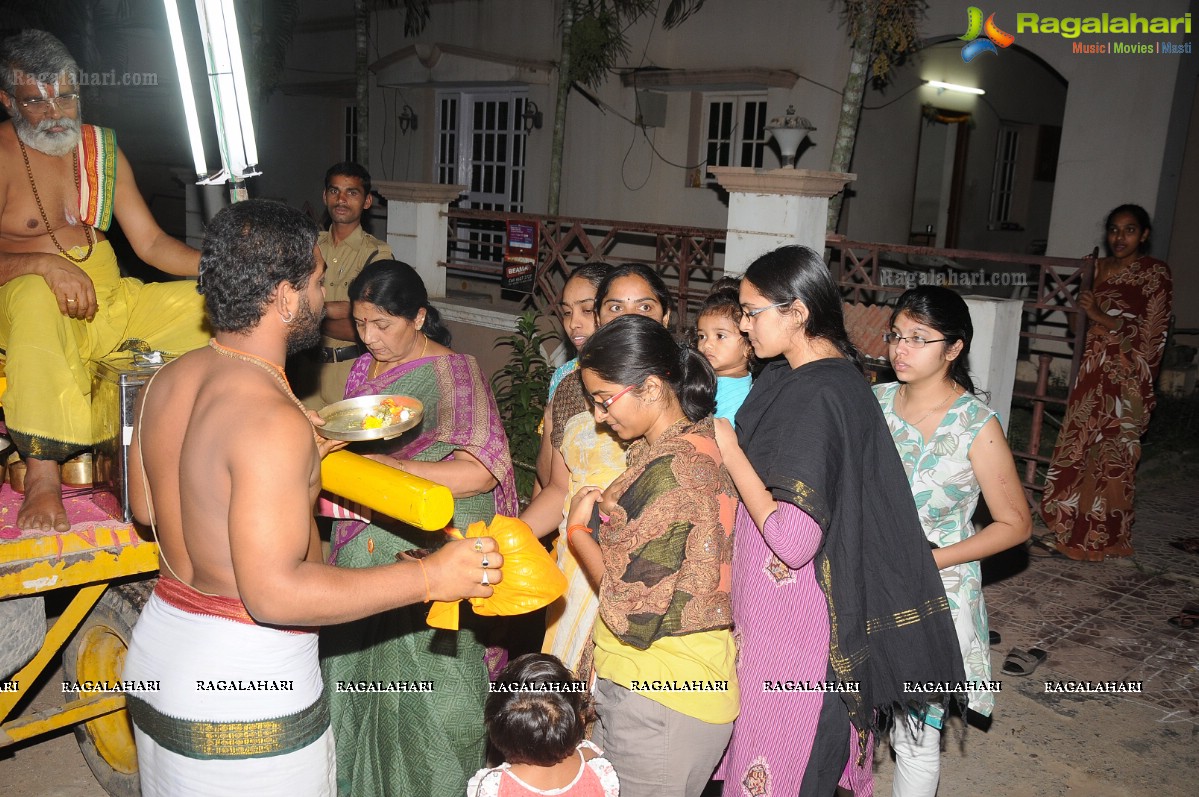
[1028,535,1061,558]
[1168,537,1199,555]
[1167,606,1199,630]
[1001,647,1047,677]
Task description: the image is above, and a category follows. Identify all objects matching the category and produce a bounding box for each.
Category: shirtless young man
[121,199,503,795]
[0,29,208,532]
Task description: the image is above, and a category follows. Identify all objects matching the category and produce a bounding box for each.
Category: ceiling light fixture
[923,80,985,96]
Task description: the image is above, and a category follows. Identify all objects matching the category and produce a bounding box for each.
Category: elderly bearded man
[0,29,209,533]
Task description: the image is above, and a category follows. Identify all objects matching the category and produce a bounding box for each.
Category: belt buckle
[320,347,336,364]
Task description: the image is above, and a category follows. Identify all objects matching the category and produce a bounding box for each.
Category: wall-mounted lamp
[521,100,543,132]
[923,79,985,96]
[398,105,418,134]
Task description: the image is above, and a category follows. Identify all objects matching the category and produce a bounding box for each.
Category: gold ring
[481,569,490,586]
[66,298,77,303]
[473,540,484,553]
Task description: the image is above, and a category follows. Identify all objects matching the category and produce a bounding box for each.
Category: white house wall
[338,1,1191,256]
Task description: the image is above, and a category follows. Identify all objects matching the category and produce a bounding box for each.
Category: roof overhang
[619,67,798,92]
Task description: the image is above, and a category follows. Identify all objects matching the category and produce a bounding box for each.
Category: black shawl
[735,356,966,734]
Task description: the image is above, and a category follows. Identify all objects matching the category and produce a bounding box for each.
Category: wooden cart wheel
[63,579,155,797]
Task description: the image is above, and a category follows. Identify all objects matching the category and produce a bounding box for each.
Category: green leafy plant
[492,311,555,504]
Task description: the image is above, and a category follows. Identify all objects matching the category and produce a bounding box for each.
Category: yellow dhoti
[0,240,209,460]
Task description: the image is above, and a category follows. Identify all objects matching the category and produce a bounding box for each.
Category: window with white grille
[990,125,1020,223]
[703,93,768,183]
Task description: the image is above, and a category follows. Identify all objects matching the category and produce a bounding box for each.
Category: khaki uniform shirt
[297,226,393,408]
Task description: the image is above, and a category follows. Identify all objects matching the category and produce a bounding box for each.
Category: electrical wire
[862,82,922,110]
[798,74,844,96]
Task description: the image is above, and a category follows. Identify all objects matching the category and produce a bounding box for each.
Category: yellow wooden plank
[0,694,126,747]
[0,543,159,597]
[0,525,148,566]
[0,583,106,720]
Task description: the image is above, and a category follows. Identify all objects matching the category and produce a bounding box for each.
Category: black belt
[320,344,362,363]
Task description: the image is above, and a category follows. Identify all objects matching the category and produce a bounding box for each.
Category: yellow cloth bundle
[426,516,567,630]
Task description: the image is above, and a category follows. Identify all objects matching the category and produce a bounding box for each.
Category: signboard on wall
[501,220,538,292]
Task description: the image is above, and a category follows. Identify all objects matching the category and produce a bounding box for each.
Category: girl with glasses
[876,286,1031,796]
[713,245,965,796]
[564,314,737,797]
[522,264,673,681]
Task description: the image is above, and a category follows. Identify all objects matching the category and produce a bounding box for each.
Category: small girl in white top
[468,654,619,797]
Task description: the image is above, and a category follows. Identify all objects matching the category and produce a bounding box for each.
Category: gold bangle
[418,559,430,602]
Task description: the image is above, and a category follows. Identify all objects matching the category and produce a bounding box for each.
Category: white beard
[11,109,81,157]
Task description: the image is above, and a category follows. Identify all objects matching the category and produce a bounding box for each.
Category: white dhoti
[123,579,335,796]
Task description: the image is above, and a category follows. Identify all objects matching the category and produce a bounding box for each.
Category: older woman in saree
[320,260,518,797]
[1039,204,1173,561]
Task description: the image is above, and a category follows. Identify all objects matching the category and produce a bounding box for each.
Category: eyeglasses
[882,333,947,348]
[741,301,790,319]
[17,94,80,113]
[596,383,638,411]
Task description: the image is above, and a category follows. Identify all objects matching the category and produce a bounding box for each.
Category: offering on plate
[316,395,424,442]
[361,398,414,430]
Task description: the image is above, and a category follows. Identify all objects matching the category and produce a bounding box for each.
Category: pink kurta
[718,502,836,796]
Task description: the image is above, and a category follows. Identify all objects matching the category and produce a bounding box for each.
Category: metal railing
[826,238,1093,493]
[444,210,1092,492]
[446,208,725,330]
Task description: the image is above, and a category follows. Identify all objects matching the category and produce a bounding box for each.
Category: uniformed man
[296,161,393,408]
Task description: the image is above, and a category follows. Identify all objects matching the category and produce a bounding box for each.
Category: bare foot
[17,458,70,532]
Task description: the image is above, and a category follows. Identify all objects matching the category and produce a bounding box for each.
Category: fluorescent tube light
[163,0,207,176]
[924,80,985,96]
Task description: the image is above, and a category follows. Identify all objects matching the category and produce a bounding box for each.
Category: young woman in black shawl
[712,245,965,796]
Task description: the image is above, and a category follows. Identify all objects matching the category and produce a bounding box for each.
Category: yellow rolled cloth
[426,515,567,630]
[321,450,453,531]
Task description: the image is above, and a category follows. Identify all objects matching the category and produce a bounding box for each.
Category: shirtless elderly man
[0,29,208,532]
[122,198,503,795]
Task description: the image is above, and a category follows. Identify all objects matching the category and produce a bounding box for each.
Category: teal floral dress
[874,382,997,720]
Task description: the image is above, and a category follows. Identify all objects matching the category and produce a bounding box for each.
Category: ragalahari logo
[960,7,1015,62]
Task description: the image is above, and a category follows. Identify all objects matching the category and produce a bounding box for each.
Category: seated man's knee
[1,275,60,315]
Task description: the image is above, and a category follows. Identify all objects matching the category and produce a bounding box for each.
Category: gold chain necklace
[369,333,428,379]
[900,384,957,426]
[18,137,95,263]
[208,339,309,415]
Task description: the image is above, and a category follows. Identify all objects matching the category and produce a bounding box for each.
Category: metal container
[91,357,168,522]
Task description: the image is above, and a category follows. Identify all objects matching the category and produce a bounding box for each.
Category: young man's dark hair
[198,199,319,333]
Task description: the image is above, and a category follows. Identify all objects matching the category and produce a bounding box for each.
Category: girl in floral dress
[875,286,1031,796]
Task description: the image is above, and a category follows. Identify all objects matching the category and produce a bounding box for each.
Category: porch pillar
[374,181,467,299]
[708,168,855,276]
[963,296,1023,433]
